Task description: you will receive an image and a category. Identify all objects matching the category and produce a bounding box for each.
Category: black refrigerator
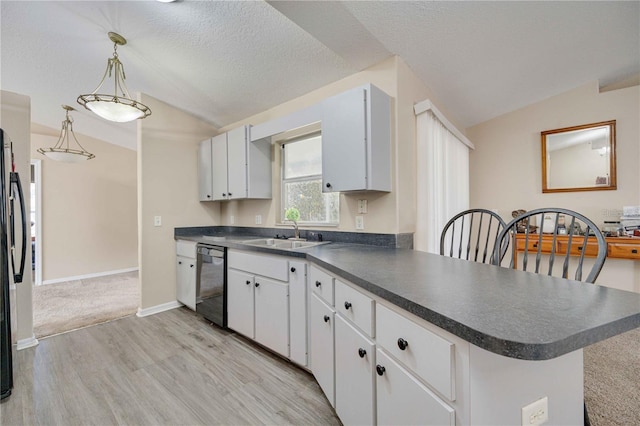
[0,128,27,401]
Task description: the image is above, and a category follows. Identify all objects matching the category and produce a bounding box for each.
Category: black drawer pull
[577,246,584,251]
[245,280,251,285]
[376,365,385,376]
[397,338,409,350]
[190,264,194,268]
[344,301,352,310]
[222,193,226,197]
[632,249,638,254]
[323,315,330,323]
[291,267,296,272]
[255,282,260,288]
[326,182,332,188]
[315,280,322,287]
[228,193,232,196]
[358,348,366,358]
[178,261,182,265]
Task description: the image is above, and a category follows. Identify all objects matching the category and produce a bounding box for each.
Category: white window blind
[415,102,472,253]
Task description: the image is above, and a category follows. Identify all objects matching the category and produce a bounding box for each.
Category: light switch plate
[355,215,364,230]
[154,216,162,227]
[255,215,262,225]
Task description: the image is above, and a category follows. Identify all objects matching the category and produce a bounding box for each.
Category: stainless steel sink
[241,238,329,250]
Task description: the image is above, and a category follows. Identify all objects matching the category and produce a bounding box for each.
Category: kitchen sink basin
[241,238,329,250]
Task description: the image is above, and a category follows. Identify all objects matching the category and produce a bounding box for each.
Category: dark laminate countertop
[177,234,640,361]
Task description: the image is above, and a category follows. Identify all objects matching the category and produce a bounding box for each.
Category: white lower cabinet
[376,349,455,426]
[176,240,197,310]
[254,276,289,357]
[335,315,375,426]
[310,293,335,407]
[227,269,255,339]
[227,250,291,358]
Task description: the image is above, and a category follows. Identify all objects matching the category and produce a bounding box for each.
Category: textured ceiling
[1,1,638,150]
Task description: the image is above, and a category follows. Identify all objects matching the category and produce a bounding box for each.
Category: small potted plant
[285,207,302,240]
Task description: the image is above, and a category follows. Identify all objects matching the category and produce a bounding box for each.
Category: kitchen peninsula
[176,229,640,425]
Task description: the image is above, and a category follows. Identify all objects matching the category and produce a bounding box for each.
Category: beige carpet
[584,327,640,425]
[33,271,139,338]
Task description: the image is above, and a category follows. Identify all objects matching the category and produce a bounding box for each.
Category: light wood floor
[1,308,340,426]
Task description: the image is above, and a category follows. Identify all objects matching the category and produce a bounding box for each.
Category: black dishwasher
[196,244,227,328]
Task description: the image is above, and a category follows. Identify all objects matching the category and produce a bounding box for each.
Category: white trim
[16,335,39,350]
[42,267,139,286]
[136,301,182,317]
[414,99,475,150]
[250,103,322,142]
[31,159,43,286]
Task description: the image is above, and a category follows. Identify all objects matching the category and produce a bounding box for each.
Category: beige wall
[138,94,220,310]
[0,90,33,342]
[467,81,640,292]
[217,56,449,235]
[31,130,138,281]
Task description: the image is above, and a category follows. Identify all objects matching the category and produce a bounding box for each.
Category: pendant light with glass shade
[77,32,151,122]
[37,105,95,163]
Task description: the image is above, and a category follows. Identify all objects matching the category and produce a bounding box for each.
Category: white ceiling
[2,1,638,150]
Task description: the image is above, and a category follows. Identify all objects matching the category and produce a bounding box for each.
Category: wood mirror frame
[541,120,616,193]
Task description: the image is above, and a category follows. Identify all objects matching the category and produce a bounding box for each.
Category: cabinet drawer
[608,243,640,260]
[335,279,374,337]
[376,349,455,426]
[376,304,455,401]
[228,250,288,281]
[557,238,600,257]
[515,237,554,254]
[176,240,197,258]
[309,265,334,306]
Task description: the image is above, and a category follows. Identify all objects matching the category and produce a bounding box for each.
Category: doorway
[30,160,42,286]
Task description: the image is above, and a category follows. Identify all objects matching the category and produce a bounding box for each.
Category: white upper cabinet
[198,138,213,201]
[321,84,391,193]
[199,125,272,201]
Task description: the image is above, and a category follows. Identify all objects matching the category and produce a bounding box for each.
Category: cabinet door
[322,87,367,192]
[254,276,289,358]
[335,315,375,426]
[289,260,307,366]
[198,139,213,201]
[376,349,455,426]
[226,126,247,200]
[227,269,254,339]
[310,293,335,407]
[176,256,196,310]
[211,133,228,201]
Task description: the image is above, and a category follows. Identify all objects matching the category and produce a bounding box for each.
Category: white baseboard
[17,335,39,350]
[136,301,182,317]
[41,267,139,286]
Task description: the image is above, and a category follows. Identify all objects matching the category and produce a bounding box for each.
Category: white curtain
[415,110,470,253]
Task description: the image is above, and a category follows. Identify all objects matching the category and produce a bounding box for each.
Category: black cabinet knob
[178,261,182,265]
[323,315,330,323]
[222,193,227,197]
[358,348,366,358]
[632,249,638,254]
[376,365,386,376]
[397,338,409,351]
[228,193,232,196]
[290,267,296,272]
[344,301,352,310]
[246,280,251,285]
[315,280,322,287]
[326,182,332,188]
[206,195,211,198]
[190,264,194,268]
[255,282,260,288]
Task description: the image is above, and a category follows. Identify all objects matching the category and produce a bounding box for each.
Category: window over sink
[281,132,339,225]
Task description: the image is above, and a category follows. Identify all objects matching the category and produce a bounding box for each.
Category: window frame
[280,132,339,226]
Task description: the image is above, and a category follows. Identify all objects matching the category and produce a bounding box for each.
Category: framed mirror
[541,120,616,193]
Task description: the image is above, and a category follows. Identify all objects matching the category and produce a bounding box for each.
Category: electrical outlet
[154,216,161,227]
[230,215,235,225]
[521,396,548,425]
[355,215,364,230]
[358,199,368,214]
[255,215,262,225]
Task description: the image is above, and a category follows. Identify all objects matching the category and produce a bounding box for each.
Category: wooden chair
[492,207,607,283]
[440,209,508,264]
[492,208,607,426]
